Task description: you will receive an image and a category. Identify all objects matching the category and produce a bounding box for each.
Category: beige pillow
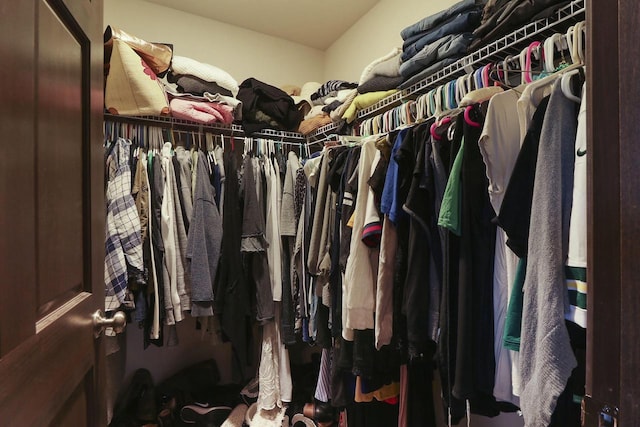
[105,39,169,116]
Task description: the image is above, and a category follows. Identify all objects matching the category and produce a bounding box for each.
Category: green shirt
[438,137,464,236]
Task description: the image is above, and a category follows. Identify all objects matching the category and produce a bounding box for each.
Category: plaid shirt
[105,138,144,311]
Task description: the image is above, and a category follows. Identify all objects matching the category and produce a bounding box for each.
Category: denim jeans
[399,56,463,90]
[401,9,481,62]
[401,0,477,40]
[400,33,474,78]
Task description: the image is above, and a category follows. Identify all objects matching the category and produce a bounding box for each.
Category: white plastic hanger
[519,47,529,85]
[561,68,583,103]
[544,33,563,72]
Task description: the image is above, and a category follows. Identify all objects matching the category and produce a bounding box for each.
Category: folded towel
[170,98,234,124]
[299,113,333,135]
[171,55,239,96]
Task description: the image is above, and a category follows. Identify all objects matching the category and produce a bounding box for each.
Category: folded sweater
[342,90,398,123]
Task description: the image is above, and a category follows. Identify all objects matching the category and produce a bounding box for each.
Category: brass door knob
[92,309,126,337]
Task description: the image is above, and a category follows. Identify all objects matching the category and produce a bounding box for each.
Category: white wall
[104,0,325,88]
[323,0,459,82]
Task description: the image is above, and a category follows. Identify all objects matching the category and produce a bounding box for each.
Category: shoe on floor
[291,414,317,427]
[180,404,232,426]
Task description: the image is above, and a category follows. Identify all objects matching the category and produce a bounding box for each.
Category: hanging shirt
[344,136,380,334]
[104,138,144,312]
[437,137,464,235]
[186,151,223,317]
[565,83,587,328]
[478,89,523,405]
[265,156,283,302]
[160,143,183,325]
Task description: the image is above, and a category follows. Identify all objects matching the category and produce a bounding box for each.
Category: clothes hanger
[560,67,585,103]
[474,68,484,90]
[524,41,542,84]
[448,80,457,109]
[544,33,561,73]
[482,64,492,88]
[464,105,482,128]
[456,75,467,105]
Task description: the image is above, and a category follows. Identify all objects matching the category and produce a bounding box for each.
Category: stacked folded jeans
[398,0,484,89]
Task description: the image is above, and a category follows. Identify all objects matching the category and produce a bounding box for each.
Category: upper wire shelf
[104,113,306,142]
[305,0,586,141]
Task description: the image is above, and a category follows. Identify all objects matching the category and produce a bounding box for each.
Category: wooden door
[584,0,640,425]
[0,0,106,426]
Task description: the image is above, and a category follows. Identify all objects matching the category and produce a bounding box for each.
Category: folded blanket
[175,74,233,97]
[358,75,405,94]
[162,78,242,119]
[170,98,234,124]
[298,113,333,135]
[342,90,398,123]
[331,89,358,122]
[359,48,402,85]
[171,55,239,96]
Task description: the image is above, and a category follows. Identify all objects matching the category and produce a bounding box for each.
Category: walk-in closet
[0,1,638,426]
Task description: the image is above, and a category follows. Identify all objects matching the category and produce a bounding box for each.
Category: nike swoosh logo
[577,148,587,157]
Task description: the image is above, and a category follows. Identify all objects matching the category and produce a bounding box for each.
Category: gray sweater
[519,81,578,426]
[186,151,223,317]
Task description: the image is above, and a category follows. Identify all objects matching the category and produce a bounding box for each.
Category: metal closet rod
[103,113,307,143]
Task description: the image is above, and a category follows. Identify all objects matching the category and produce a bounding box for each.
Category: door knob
[93,309,126,337]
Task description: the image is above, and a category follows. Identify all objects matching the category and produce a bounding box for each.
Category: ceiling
[143,0,380,50]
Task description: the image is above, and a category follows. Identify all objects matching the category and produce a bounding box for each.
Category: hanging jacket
[186,151,223,317]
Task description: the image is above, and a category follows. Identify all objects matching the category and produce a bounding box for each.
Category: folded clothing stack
[292,80,358,133]
[398,0,483,89]
[470,0,570,51]
[170,55,239,97]
[357,48,404,94]
[163,55,242,124]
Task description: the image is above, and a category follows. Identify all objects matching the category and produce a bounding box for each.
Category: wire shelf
[105,0,585,145]
[104,113,306,142]
[355,0,585,121]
